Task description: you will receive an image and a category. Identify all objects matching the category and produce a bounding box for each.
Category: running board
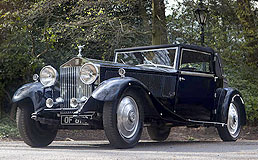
[157,105,226,127]
[187,119,226,127]
[156,102,226,127]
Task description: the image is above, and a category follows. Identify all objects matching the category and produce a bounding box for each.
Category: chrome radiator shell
[60,66,92,108]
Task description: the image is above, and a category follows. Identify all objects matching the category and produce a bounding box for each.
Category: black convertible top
[115,44,215,54]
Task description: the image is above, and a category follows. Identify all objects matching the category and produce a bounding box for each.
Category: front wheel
[103,89,144,148]
[217,101,241,141]
[16,105,57,147]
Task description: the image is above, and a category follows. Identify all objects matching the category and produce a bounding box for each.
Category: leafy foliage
[0,116,20,139]
[24,0,152,66]
[0,0,43,112]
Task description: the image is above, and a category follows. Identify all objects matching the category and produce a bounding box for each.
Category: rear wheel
[217,101,241,141]
[103,89,144,148]
[16,105,57,147]
[147,124,171,141]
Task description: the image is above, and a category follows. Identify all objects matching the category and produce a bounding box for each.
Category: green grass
[0,116,20,140]
[187,136,195,141]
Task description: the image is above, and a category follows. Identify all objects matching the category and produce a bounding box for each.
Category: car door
[175,48,215,121]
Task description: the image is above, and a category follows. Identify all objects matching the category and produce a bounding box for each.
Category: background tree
[152,0,167,44]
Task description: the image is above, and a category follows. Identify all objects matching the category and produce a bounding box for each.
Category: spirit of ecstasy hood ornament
[77,45,85,57]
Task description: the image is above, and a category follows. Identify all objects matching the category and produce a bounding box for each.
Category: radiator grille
[60,66,93,108]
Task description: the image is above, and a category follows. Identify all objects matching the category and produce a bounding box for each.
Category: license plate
[61,115,89,125]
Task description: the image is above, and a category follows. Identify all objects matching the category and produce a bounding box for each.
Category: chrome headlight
[40,65,58,87]
[80,63,99,84]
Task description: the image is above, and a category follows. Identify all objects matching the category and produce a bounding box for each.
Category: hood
[60,57,129,68]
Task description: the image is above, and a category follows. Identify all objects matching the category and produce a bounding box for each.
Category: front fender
[92,77,149,101]
[216,88,246,125]
[12,82,44,111]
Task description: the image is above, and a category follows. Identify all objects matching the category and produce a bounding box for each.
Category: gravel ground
[55,126,258,141]
[1,140,258,160]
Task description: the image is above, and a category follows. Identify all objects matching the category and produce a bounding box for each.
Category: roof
[115,44,215,54]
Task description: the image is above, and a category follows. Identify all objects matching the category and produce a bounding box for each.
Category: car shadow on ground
[44,140,258,153]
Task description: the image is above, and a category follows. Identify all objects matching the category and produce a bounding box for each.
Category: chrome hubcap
[227,103,239,137]
[117,96,139,139]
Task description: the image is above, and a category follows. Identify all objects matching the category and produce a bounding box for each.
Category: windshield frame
[114,47,178,69]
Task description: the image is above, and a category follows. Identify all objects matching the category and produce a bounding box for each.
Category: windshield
[115,48,177,69]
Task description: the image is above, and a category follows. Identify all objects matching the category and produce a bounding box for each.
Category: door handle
[179,77,185,81]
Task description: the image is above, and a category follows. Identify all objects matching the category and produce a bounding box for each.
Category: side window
[180,50,212,73]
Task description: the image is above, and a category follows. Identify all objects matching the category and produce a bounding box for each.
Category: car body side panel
[177,75,215,106]
[104,69,177,98]
[175,73,215,120]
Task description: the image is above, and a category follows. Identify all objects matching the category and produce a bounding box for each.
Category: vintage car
[12,44,246,148]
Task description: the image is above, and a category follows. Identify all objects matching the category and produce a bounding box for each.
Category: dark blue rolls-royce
[13,44,246,148]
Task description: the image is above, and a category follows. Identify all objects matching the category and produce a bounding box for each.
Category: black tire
[147,124,171,141]
[103,89,144,149]
[217,101,241,141]
[16,105,57,147]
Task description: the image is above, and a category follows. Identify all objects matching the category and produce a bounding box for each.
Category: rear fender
[12,82,45,111]
[216,88,246,125]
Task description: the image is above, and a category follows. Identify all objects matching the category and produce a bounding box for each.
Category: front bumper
[31,95,101,127]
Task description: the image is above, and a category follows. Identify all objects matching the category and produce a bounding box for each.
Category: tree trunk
[139,0,149,28]
[152,0,168,45]
[0,104,2,119]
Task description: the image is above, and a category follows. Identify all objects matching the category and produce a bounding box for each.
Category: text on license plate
[61,115,89,125]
